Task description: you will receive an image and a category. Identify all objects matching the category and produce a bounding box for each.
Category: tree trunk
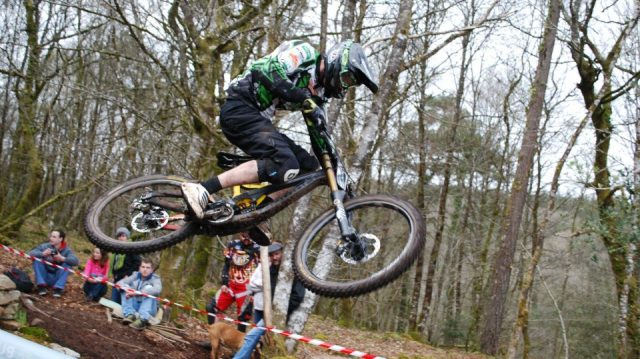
[480,0,560,351]
[408,58,431,333]
[3,0,45,232]
[354,0,413,183]
[424,29,471,342]
[566,4,640,355]
[466,72,520,350]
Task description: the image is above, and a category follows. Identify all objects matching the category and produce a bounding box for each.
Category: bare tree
[480,0,562,352]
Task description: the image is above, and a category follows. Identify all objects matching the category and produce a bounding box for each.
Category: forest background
[0,0,638,358]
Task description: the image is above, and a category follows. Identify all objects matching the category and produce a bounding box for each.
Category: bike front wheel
[293,194,426,297]
[84,175,198,254]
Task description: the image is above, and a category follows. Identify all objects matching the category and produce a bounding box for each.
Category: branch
[89,328,154,354]
[0,67,25,79]
[603,7,640,67]
[110,0,216,137]
[603,71,640,103]
[0,168,110,232]
[401,0,503,71]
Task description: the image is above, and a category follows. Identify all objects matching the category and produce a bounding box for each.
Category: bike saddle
[217,152,254,170]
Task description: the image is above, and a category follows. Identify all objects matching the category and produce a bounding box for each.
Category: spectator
[82,247,109,301]
[117,258,162,330]
[109,227,141,304]
[29,229,79,298]
[233,242,306,359]
[206,232,260,330]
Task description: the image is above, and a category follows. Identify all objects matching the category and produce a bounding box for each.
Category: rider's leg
[183,99,315,218]
[218,160,259,189]
[284,135,319,173]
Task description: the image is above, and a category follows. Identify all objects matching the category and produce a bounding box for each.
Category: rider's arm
[253,67,311,104]
[253,41,319,105]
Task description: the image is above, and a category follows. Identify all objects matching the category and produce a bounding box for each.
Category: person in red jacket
[206,232,260,331]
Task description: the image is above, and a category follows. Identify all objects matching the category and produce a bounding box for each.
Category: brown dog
[208,322,260,359]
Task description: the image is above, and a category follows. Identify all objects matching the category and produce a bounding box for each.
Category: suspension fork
[321,153,357,241]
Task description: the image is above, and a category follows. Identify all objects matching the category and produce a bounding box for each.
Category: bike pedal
[203,201,234,223]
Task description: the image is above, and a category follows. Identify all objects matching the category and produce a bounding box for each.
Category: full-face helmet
[323,40,379,99]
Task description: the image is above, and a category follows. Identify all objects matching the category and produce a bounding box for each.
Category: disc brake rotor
[131,208,169,232]
[337,233,381,265]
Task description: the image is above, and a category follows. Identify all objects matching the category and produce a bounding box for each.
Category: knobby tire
[293,194,426,297]
[84,175,197,253]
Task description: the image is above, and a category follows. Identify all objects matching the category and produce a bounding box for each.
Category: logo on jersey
[279,45,310,72]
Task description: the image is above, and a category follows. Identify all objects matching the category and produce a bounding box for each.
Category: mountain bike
[84,112,426,297]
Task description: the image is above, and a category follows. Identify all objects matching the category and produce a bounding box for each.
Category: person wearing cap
[205,232,260,329]
[109,227,142,304]
[29,229,79,298]
[246,242,305,324]
[232,241,306,359]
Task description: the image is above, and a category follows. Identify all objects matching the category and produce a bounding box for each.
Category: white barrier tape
[0,243,385,359]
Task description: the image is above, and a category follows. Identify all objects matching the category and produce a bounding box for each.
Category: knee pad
[258,157,300,184]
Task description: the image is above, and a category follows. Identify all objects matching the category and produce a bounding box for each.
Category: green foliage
[15,309,27,326]
[18,326,51,343]
[406,330,425,342]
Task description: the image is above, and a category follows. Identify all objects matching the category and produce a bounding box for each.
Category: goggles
[340,70,358,88]
[339,41,358,89]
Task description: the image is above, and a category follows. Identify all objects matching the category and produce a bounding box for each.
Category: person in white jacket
[247,242,283,324]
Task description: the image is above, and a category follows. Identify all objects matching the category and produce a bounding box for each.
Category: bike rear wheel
[293,194,426,297]
[84,175,197,253]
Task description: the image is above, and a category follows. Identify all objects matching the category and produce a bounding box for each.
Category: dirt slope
[2,248,488,359]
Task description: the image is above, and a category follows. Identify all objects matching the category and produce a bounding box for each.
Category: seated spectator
[28,229,79,298]
[82,247,109,301]
[117,259,162,330]
[110,227,141,304]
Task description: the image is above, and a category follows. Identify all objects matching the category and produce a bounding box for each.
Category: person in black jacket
[109,227,141,304]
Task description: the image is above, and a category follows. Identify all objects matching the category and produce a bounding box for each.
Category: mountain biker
[181,39,378,234]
